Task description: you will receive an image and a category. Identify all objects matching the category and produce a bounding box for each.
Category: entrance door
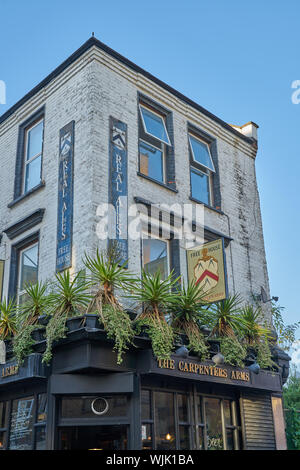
[59,426,128,450]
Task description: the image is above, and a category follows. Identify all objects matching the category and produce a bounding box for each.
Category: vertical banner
[0,260,4,301]
[186,238,228,303]
[109,117,128,265]
[56,121,74,272]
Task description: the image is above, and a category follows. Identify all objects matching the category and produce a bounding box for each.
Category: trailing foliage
[130,270,179,361]
[255,339,275,370]
[84,249,135,364]
[42,270,91,364]
[271,301,300,351]
[13,323,36,365]
[0,298,17,340]
[219,336,247,368]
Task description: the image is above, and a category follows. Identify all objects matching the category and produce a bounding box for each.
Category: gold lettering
[183,363,189,372]
[231,371,236,380]
[204,366,209,375]
[178,361,184,371]
[189,363,196,373]
[169,360,175,370]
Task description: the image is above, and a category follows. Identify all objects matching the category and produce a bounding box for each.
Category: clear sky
[0,0,299,356]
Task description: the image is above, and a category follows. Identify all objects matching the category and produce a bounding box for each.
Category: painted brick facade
[0,40,271,321]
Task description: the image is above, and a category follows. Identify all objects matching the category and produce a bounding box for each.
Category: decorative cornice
[3,209,45,240]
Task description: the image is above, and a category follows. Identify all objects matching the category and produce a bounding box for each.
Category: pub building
[0,37,290,451]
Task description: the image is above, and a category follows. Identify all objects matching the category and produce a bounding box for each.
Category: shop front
[0,329,289,451]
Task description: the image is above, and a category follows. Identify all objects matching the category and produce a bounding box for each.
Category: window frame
[139,138,166,184]
[139,104,171,147]
[141,233,170,280]
[22,117,44,195]
[16,240,39,306]
[188,131,215,206]
[188,134,215,173]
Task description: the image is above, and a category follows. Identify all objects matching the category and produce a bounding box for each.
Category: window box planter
[31,327,46,343]
[66,314,103,332]
[38,315,50,326]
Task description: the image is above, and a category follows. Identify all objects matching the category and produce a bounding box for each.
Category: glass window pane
[25,154,42,192]
[0,402,7,428]
[141,423,153,449]
[204,397,224,450]
[226,429,234,450]
[154,391,175,450]
[9,397,34,450]
[223,400,233,426]
[35,426,46,450]
[139,141,163,182]
[141,390,151,421]
[61,396,128,419]
[27,120,43,160]
[37,394,47,422]
[189,135,214,171]
[198,427,204,450]
[179,425,190,450]
[0,431,5,450]
[140,106,170,145]
[178,394,188,422]
[196,395,203,423]
[143,238,168,279]
[191,169,210,205]
[20,244,38,291]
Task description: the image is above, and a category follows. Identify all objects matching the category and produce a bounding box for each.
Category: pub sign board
[56,121,74,272]
[186,238,228,303]
[109,117,128,265]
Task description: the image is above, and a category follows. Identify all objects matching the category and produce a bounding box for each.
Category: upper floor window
[189,133,215,205]
[139,103,171,184]
[23,119,44,193]
[142,237,169,280]
[17,241,39,305]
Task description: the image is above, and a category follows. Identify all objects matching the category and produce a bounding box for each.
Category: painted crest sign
[187,239,227,303]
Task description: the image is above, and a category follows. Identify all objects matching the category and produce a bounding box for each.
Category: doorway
[59,425,128,450]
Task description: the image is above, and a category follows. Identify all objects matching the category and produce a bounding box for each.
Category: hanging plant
[210,295,244,337]
[219,336,247,368]
[130,269,180,361]
[43,270,91,365]
[84,248,136,365]
[168,281,210,360]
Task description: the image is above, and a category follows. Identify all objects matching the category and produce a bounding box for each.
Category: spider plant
[84,249,136,365]
[0,298,17,341]
[42,270,91,365]
[209,294,243,338]
[168,281,210,359]
[130,270,180,361]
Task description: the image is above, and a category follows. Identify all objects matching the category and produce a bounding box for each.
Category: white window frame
[139,104,171,146]
[188,134,215,173]
[23,118,44,194]
[17,242,39,306]
[141,233,170,279]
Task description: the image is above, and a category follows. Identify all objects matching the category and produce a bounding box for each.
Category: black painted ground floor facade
[0,329,289,451]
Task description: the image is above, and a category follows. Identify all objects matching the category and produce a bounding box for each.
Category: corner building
[0,37,290,450]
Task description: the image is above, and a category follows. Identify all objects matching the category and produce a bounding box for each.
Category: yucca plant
[42,270,91,364]
[168,281,210,359]
[84,249,136,365]
[130,270,180,361]
[0,298,17,341]
[239,304,275,369]
[210,294,243,337]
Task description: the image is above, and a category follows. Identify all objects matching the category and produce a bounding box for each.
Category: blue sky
[0,1,299,349]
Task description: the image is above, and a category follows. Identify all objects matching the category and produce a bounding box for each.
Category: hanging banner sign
[109,117,128,265]
[186,238,228,302]
[56,121,74,272]
[0,260,4,300]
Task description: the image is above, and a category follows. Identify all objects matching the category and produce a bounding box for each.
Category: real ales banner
[0,260,4,301]
[186,239,227,303]
[56,121,74,272]
[109,117,128,265]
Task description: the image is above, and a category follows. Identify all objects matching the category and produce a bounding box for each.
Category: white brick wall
[0,46,271,321]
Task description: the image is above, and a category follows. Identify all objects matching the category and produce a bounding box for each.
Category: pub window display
[141,389,241,450]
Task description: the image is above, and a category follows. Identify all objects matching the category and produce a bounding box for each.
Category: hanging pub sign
[109,117,128,265]
[0,260,4,300]
[187,238,228,303]
[56,121,74,272]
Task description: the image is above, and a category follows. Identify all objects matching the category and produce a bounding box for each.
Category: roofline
[0,37,254,145]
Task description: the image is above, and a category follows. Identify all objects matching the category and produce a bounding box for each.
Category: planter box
[66,316,85,332]
[31,328,46,342]
[66,314,102,332]
[84,314,102,330]
[38,315,50,326]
